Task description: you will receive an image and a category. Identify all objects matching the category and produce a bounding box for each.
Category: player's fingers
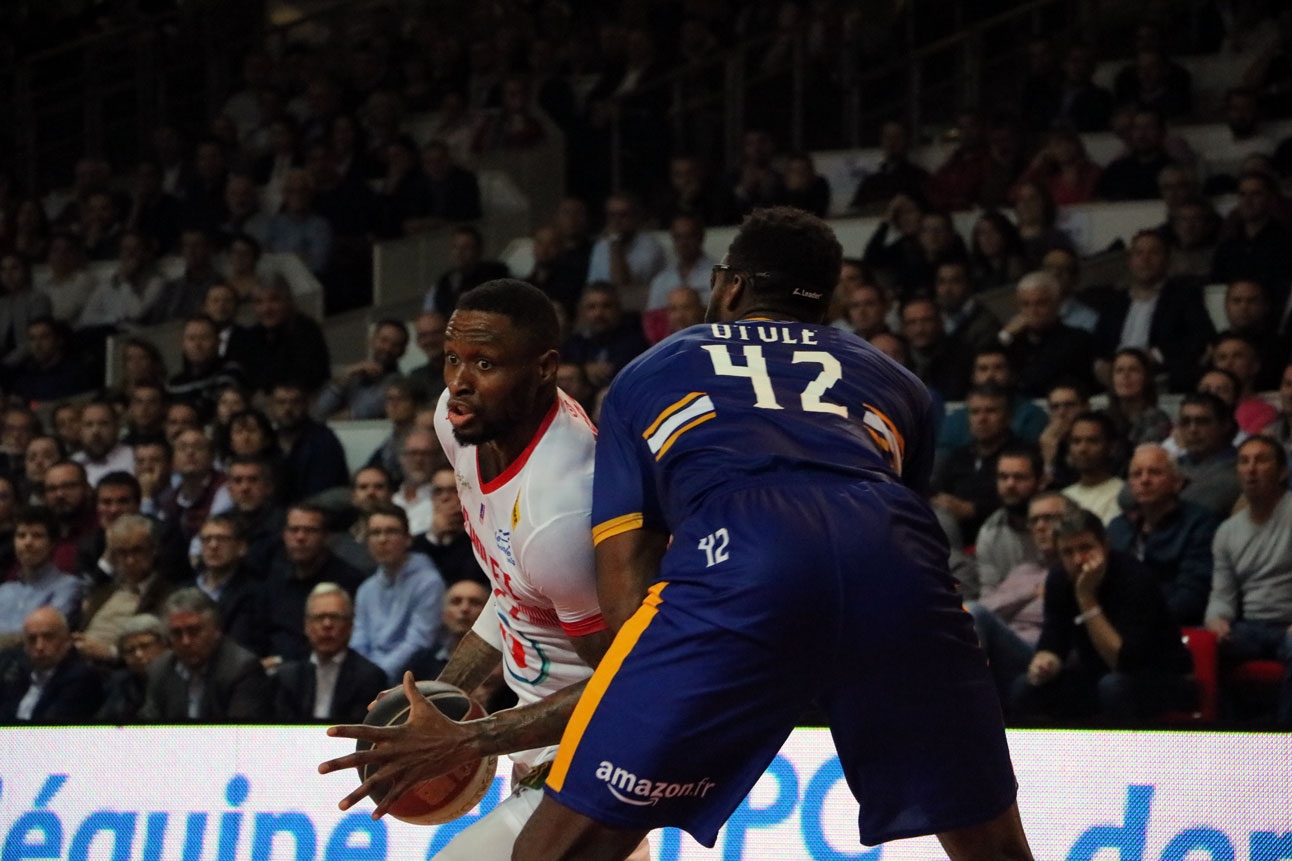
[324,722,392,743]
[317,742,396,775]
[337,781,378,813]
[401,671,426,711]
[367,685,397,711]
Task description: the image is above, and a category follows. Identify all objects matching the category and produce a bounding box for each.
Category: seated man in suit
[0,606,103,723]
[273,583,386,723]
[96,613,169,724]
[140,587,271,722]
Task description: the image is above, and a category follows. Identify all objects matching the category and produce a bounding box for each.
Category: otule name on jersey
[709,323,818,344]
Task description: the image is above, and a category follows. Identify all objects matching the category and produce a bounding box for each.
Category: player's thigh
[434,787,542,861]
[513,795,649,861]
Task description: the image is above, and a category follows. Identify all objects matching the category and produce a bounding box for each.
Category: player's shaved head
[455,278,561,355]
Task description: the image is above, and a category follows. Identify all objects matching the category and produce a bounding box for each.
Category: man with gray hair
[273,583,386,722]
[76,513,173,664]
[999,270,1097,398]
[1107,444,1218,626]
[97,613,169,723]
[140,587,271,721]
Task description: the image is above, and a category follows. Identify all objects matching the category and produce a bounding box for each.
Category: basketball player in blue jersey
[515,207,1035,861]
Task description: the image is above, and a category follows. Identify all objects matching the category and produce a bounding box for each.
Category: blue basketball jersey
[592,320,939,542]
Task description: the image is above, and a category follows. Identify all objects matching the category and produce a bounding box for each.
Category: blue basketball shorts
[545,477,1018,848]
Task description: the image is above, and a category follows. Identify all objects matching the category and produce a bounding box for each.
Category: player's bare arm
[318,628,612,818]
[595,528,669,633]
[435,629,504,693]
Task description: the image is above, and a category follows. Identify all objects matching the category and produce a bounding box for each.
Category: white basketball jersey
[435,390,603,765]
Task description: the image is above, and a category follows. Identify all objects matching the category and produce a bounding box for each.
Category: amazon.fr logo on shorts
[596,761,716,806]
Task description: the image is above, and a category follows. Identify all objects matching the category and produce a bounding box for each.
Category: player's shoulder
[521,392,596,514]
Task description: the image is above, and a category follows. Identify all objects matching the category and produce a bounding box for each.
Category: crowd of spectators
[2,1,1292,728]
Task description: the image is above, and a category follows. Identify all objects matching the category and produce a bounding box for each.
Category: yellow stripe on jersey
[654,412,717,460]
[548,582,668,792]
[592,512,645,546]
[642,392,705,438]
[643,395,715,456]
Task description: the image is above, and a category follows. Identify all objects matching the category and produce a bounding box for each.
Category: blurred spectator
[6,199,53,264]
[261,169,333,278]
[166,316,246,421]
[77,191,123,262]
[132,439,171,516]
[937,346,1047,453]
[472,74,548,154]
[157,429,228,547]
[562,282,649,390]
[849,120,929,214]
[1061,411,1125,525]
[274,582,387,722]
[1211,332,1279,435]
[242,278,331,394]
[21,436,64,505]
[0,607,102,723]
[1177,392,1242,518]
[0,407,39,480]
[401,140,482,235]
[1039,247,1097,333]
[968,211,1027,290]
[140,587,271,721]
[263,504,365,663]
[525,225,586,317]
[967,491,1074,704]
[1039,381,1090,489]
[52,403,83,454]
[42,460,95,573]
[117,336,167,396]
[1011,509,1194,721]
[973,446,1045,599]
[1222,281,1282,390]
[407,579,490,680]
[1263,362,1292,453]
[75,471,186,586]
[391,428,442,537]
[926,110,989,212]
[423,225,510,316]
[1018,128,1101,207]
[0,253,53,367]
[0,507,83,644]
[1211,171,1292,309]
[1091,230,1215,392]
[1013,180,1074,269]
[586,193,666,309]
[1114,47,1194,119]
[181,137,231,230]
[331,466,392,573]
[935,260,999,353]
[225,234,265,306]
[124,161,182,255]
[224,456,284,576]
[665,287,706,335]
[653,155,738,228]
[902,296,973,401]
[314,319,408,420]
[163,402,201,445]
[1096,108,1178,201]
[908,210,969,297]
[192,514,266,655]
[863,194,927,298]
[781,153,831,217]
[95,613,168,723]
[1052,43,1113,132]
[72,400,134,486]
[410,465,487,588]
[269,380,349,504]
[1000,272,1098,399]
[217,174,268,248]
[1243,9,1292,118]
[1102,348,1174,449]
[146,228,220,325]
[729,129,785,215]
[78,231,165,329]
[351,504,445,684]
[838,267,890,340]
[202,283,254,363]
[36,233,94,324]
[1108,444,1218,626]
[8,317,96,403]
[75,513,174,664]
[366,378,423,487]
[1163,195,1221,280]
[406,311,448,406]
[931,383,1018,544]
[977,115,1027,210]
[643,215,714,344]
[1206,434,1292,727]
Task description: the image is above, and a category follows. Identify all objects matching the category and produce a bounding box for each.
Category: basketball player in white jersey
[320,280,647,860]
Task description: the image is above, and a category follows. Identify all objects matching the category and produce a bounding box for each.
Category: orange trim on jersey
[547,582,668,792]
[642,392,704,439]
[862,403,906,456]
[478,398,560,495]
[560,613,609,638]
[654,412,716,460]
[592,513,645,546]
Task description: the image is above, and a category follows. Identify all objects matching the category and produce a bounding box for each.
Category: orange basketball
[357,681,498,825]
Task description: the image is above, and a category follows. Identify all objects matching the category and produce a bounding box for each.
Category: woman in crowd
[1102,347,1173,450]
[969,210,1028,290]
[1012,178,1074,268]
[1017,127,1101,207]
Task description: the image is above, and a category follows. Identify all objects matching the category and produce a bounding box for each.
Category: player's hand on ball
[318,672,484,819]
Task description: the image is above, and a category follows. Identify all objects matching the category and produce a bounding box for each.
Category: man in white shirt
[72,401,134,487]
[642,214,713,343]
[391,428,443,536]
[586,193,666,312]
[1061,412,1125,524]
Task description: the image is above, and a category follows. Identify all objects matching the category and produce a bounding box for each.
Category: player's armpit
[595,528,669,634]
[436,630,503,693]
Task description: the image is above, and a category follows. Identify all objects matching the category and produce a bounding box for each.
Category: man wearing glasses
[1176,392,1241,518]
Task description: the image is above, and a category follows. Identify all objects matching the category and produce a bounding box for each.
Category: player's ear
[536,347,560,383]
[723,274,746,314]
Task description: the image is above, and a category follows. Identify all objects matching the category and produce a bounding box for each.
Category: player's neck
[736,308,798,323]
[478,393,556,484]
